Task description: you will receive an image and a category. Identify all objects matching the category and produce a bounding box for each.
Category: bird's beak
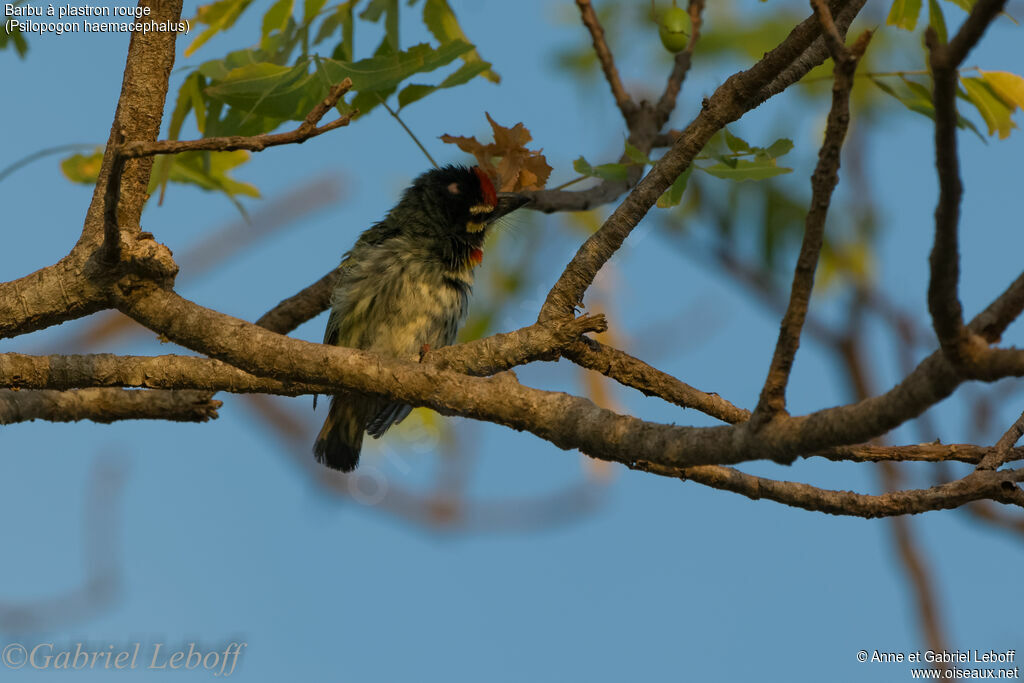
[488,192,530,222]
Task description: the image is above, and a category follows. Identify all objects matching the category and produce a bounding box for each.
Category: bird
[313,165,529,471]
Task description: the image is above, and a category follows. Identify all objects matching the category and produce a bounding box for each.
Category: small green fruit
[659,6,691,53]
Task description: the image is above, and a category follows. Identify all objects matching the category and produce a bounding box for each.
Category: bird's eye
[447,182,460,195]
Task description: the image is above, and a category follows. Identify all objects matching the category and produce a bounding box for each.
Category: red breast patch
[470,248,484,265]
[473,167,498,208]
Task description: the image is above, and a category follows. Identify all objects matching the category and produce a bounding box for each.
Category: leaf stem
[376,94,439,169]
[0,144,99,184]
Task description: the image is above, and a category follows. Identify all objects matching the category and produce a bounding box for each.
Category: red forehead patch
[473,167,498,208]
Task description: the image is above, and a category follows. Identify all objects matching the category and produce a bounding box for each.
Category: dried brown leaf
[440,112,552,191]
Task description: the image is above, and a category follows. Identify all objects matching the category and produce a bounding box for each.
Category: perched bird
[314,165,529,471]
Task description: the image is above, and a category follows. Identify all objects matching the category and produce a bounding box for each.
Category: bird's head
[394,165,530,268]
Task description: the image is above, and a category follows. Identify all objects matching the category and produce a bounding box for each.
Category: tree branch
[925,0,1009,370]
[574,0,634,121]
[654,0,706,126]
[90,0,184,259]
[102,80,355,262]
[562,337,751,424]
[0,388,219,425]
[538,0,867,322]
[117,80,355,159]
[752,14,870,423]
[977,407,1024,470]
[633,460,1024,518]
[0,352,330,397]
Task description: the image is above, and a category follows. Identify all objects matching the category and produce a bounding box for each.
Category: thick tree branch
[0,2,184,339]
[89,0,183,258]
[0,388,219,425]
[0,352,329,397]
[7,347,1017,469]
[254,266,344,335]
[0,256,110,340]
[108,270,1024,475]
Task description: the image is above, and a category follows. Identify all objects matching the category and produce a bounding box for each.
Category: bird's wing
[322,307,341,346]
[322,255,358,347]
[366,403,413,439]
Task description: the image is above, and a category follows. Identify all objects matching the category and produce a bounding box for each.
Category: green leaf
[397,59,489,109]
[318,40,473,96]
[887,0,922,29]
[624,140,650,165]
[961,76,1017,138]
[872,77,985,140]
[723,128,750,153]
[928,0,948,44]
[423,0,500,83]
[302,0,328,24]
[168,73,197,142]
[204,60,322,121]
[159,151,260,198]
[763,138,794,158]
[872,76,935,117]
[656,166,693,208]
[980,70,1024,110]
[714,154,738,168]
[360,0,399,50]
[198,47,272,81]
[573,156,594,176]
[186,0,256,57]
[0,21,28,57]
[60,149,104,184]
[700,159,792,181]
[592,163,629,181]
[313,1,354,53]
[901,76,934,103]
[208,104,286,138]
[571,157,629,181]
[422,0,498,83]
[261,0,294,48]
[188,73,208,135]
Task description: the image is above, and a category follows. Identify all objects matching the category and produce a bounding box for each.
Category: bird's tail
[313,396,370,472]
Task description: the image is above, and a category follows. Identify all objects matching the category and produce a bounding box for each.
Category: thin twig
[654,0,706,125]
[376,94,438,168]
[978,408,1024,470]
[537,0,868,321]
[925,0,1008,370]
[117,80,355,159]
[751,13,871,423]
[100,79,354,269]
[563,337,750,424]
[632,459,1024,518]
[575,0,634,121]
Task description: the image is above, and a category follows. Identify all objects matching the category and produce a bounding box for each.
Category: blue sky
[1,0,1023,681]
